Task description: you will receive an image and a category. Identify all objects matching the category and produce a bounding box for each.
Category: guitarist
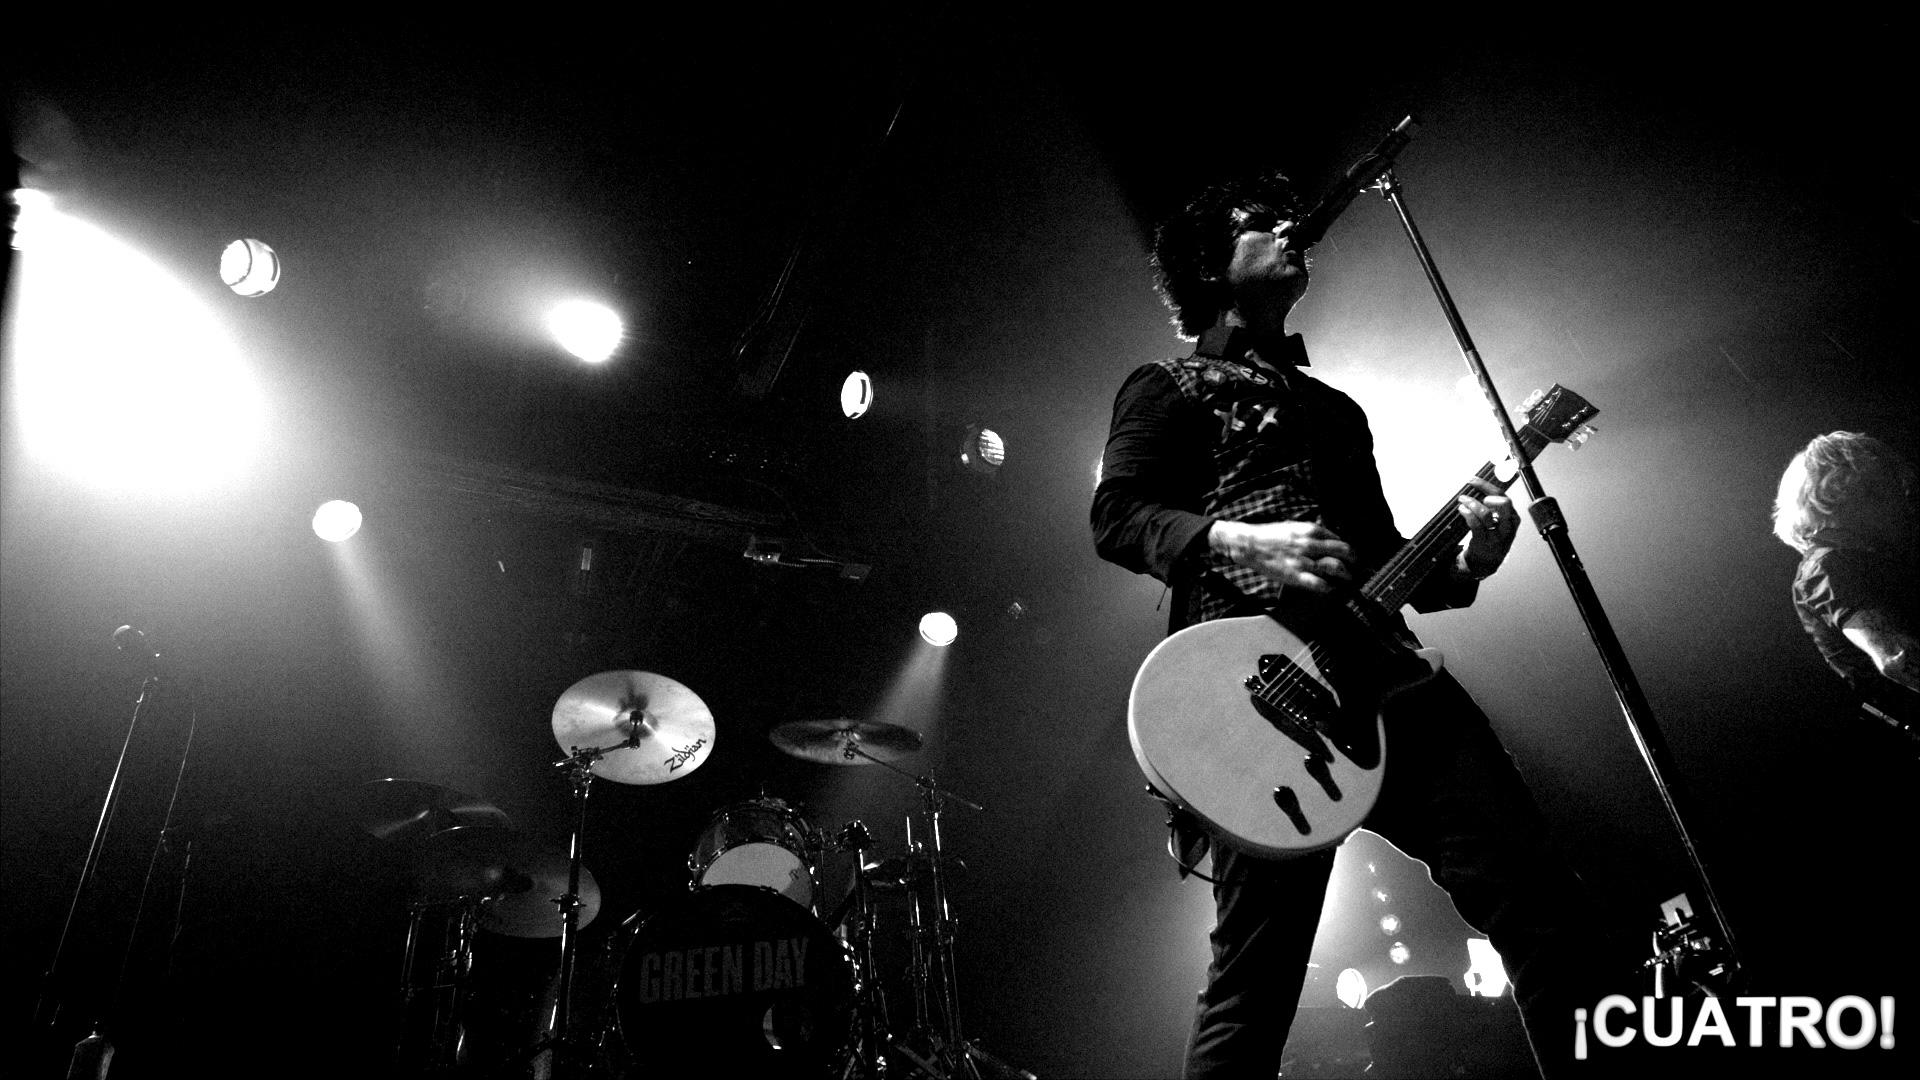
[1771,431,1920,741]
[1093,171,1608,1078]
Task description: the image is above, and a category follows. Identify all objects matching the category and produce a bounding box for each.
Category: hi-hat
[411,825,600,938]
[769,718,924,765]
[350,778,511,844]
[551,670,714,785]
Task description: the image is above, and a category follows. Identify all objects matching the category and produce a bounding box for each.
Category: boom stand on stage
[1344,120,1741,989]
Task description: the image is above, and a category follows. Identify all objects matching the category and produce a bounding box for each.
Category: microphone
[112,625,157,661]
[1291,115,1419,249]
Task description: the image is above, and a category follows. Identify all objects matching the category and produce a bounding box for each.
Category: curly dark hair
[1772,431,1916,553]
[1150,170,1304,339]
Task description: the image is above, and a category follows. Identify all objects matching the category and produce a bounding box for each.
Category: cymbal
[411,825,600,938]
[551,671,715,785]
[351,778,511,844]
[769,718,923,765]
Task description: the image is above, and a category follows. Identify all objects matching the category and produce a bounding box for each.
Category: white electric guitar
[1128,386,1599,858]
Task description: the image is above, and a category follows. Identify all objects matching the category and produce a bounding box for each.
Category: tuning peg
[1566,424,1599,450]
[1516,388,1545,414]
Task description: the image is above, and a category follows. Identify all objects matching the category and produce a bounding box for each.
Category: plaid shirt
[1093,327,1474,632]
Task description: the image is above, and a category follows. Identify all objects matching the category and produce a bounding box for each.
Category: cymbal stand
[836,740,991,1079]
[545,737,624,1076]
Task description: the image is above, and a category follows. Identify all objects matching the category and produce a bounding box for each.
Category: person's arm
[1091,365,1216,582]
[1842,609,1920,691]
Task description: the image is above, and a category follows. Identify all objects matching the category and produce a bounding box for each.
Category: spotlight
[312,500,363,542]
[1379,914,1401,934]
[840,371,872,418]
[1371,888,1389,903]
[1388,942,1410,965]
[1335,968,1368,1009]
[918,612,958,647]
[12,190,267,494]
[219,238,281,297]
[546,300,622,363]
[958,426,1005,475]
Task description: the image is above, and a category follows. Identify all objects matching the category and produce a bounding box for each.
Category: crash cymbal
[769,718,924,765]
[551,671,715,785]
[411,825,600,938]
[351,778,511,844]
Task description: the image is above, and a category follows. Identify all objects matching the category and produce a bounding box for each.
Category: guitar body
[1129,615,1440,858]
[1124,384,1598,859]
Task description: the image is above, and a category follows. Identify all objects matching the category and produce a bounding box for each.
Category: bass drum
[617,885,855,1077]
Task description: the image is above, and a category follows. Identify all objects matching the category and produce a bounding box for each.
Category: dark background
[5,13,1915,1078]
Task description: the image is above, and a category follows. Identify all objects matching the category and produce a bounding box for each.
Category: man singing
[1092,170,1608,1078]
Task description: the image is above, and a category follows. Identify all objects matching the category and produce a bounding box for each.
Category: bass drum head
[617,885,853,1076]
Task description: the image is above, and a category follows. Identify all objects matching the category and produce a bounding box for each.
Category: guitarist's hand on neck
[1454,477,1519,581]
[1208,520,1356,594]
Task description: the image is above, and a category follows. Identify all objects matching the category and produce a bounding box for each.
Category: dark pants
[1184,673,1606,1079]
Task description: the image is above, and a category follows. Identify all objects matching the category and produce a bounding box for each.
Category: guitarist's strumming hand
[1455,477,1519,581]
[1207,520,1356,594]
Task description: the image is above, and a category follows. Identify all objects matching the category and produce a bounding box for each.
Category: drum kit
[353,670,1031,1079]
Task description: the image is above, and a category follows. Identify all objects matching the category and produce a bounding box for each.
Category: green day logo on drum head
[630,934,813,1002]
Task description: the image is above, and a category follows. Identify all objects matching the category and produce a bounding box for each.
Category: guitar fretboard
[1361,424,1551,613]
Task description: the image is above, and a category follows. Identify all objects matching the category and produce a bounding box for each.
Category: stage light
[218,238,280,296]
[918,611,958,647]
[1371,888,1389,903]
[1465,937,1510,998]
[1335,968,1368,1009]
[11,190,267,494]
[840,371,872,418]
[1389,942,1410,965]
[1379,914,1401,934]
[546,299,622,362]
[312,500,363,542]
[958,426,1005,474]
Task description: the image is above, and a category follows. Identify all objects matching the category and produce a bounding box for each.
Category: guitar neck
[1361,424,1549,611]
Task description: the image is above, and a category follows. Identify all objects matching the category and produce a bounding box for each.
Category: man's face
[1222,203,1309,322]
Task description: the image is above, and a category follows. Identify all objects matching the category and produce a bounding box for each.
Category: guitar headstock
[1516,385,1600,451]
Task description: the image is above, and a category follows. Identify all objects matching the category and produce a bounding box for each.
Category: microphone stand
[33,669,160,1043]
[1367,165,1743,986]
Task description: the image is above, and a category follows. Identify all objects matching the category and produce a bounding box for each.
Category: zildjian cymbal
[768,718,924,765]
[551,671,715,785]
[411,825,600,938]
[351,778,512,844]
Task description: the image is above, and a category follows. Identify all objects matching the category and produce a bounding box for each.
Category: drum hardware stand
[396,897,487,1074]
[1363,144,1742,990]
[837,819,894,1079]
[540,735,629,1077]
[837,745,1007,1080]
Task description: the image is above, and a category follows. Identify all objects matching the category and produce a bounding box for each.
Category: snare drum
[688,798,818,909]
[617,884,856,1076]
